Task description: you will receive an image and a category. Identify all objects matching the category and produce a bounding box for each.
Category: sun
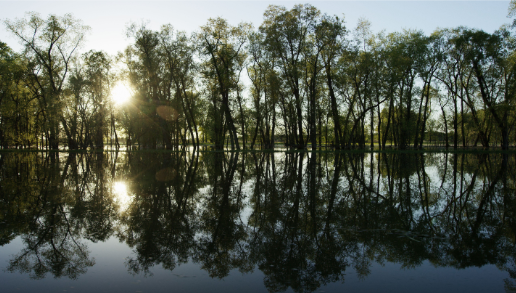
[111,82,132,105]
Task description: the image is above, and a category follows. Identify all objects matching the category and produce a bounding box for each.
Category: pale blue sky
[1,1,512,56]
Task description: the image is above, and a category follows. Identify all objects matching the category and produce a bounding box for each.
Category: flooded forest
[2,2,516,292]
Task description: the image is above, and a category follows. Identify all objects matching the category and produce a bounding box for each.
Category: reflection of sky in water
[0,235,508,293]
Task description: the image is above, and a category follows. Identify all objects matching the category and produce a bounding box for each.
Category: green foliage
[2,5,516,151]
[0,42,38,148]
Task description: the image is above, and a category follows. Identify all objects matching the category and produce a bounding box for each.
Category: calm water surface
[1,150,515,292]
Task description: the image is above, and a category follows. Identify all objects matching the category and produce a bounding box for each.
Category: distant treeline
[1,4,516,150]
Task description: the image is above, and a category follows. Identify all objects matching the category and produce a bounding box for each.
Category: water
[0,151,515,292]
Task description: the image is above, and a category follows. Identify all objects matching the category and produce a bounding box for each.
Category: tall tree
[159,26,200,148]
[83,51,113,149]
[260,4,320,149]
[197,17,251,150]
[459,28,516,149]
[124,23,163,149]
[318,16,346,149]
[4,12,89,149]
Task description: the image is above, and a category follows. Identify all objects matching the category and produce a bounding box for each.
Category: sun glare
[111,82,132,105]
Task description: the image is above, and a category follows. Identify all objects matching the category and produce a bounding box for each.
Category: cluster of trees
[2,4,516,150]
[2,151,516,290]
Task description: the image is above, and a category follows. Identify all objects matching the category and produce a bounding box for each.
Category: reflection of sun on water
[113,181,130,211]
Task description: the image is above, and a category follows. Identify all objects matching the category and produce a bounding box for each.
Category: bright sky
[0,1,512,56]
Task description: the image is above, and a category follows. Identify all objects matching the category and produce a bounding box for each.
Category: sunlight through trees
[2,4,516,150]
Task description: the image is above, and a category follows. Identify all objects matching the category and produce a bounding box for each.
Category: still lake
[0,150,515,293]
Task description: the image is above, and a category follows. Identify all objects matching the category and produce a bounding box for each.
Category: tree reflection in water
[0,150,515,291]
